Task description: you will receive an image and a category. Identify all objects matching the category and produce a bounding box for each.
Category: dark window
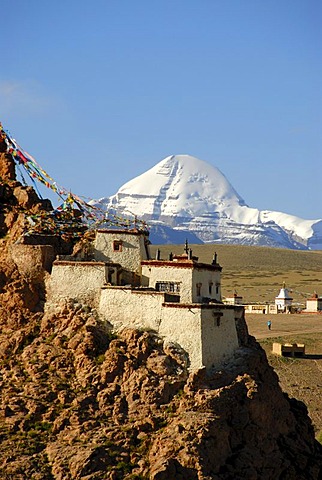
[196,283,202,296]
[113,240,122,252]
[209,282,213,295]
[155,281,180,293]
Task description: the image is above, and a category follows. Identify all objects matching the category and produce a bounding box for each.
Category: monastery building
[47,229,245,372]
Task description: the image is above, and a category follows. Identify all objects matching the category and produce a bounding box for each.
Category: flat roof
[53,260,121,267]
[141,260,222,271]
[96,228,148,236]
[162,303,242,310]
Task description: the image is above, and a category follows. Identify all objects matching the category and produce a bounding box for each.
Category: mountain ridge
[94,154,322,249]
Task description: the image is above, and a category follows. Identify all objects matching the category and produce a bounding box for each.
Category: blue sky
[1,0,321,218]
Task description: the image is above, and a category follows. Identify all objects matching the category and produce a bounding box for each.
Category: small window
[216,283,220,294]
[209,282,213,295]
[113,240,122,252]
[196,283,202,296]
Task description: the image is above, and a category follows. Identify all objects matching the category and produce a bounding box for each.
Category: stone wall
[9,244,55,282]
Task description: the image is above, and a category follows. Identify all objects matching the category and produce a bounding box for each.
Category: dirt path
[246,313,322,339]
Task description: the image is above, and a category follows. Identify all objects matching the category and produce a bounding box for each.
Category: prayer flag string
[0,123,149,238]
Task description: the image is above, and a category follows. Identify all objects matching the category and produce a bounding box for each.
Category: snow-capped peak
[94,154,322,249]
[107,154,246,220]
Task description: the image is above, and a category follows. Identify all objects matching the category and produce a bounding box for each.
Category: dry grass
[151,244,322,306]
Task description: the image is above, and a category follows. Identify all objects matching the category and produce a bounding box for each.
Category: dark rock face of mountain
[1,140,322,479]
[147,222,203,245]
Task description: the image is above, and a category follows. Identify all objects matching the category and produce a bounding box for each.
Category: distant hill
[93,154,322,249]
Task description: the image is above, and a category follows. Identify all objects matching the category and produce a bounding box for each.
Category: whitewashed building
[223,292,243,306]
[47,229,245,372]
[305,292,322,313]
[244,303,277,314]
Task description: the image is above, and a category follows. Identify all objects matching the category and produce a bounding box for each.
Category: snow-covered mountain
[93,155,322,249]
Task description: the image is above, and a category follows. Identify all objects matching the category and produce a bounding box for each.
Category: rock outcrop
[1,141,322,479]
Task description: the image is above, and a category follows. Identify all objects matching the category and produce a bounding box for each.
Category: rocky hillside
[1,144,322,479]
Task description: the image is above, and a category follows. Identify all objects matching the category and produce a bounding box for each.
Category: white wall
[158,305,203,370]
[306,299,322,312]
[94,231,149,274]
[200,307,239,368]
[160,305,239,370]
[275,298,292,311]
[245,304,269,314]
[141,264,193,303]
[99,287,165,331]
[48,262,107,307]
[142,262,221,304]
[191,268,221,302]
[99,287,240,371]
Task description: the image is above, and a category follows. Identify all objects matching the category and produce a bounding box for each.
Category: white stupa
[275,282,293,313]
